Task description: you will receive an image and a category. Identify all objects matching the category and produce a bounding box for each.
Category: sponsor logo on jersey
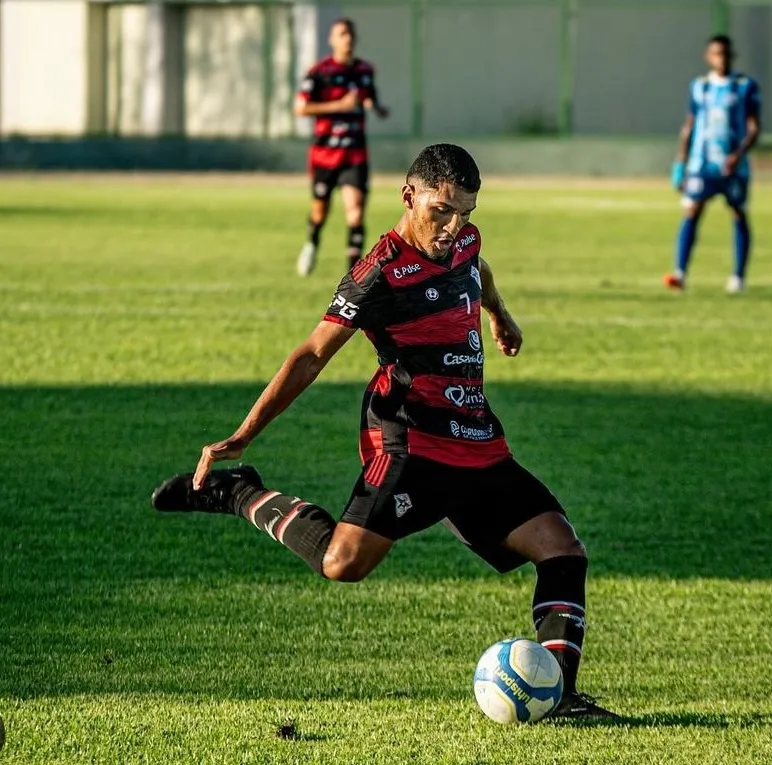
[470,264,481,289]
[329,293,359,320]
[443,351,484,366]
[393,263,422,279]
[444,384,485,409]
[425,287,440,301]
[449,420,494,441]
[468,329,481,351]
[394,493,412,518]
[455,232,477,252]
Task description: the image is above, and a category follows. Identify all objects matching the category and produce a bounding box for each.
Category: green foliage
[0,176,770,763]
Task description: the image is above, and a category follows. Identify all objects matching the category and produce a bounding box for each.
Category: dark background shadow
[1,381,770,701]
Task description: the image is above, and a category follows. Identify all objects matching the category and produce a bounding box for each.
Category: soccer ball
[473,637,563,723]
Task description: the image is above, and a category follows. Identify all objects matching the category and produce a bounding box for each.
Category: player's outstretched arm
[193,321,356,489]
[672,114,695,190]
[479,257,523,358]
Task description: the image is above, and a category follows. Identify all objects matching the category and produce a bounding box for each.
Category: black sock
[532,555,589,695]
[240,489,335,576]
[347,224,364,267]
[308,219,322,247]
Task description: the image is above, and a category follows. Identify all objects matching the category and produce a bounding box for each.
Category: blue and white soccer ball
[473,637,564,723]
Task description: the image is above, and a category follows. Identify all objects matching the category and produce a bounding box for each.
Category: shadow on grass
[548,711,772,729]
[1,380,770,584]
[0,381,770,701]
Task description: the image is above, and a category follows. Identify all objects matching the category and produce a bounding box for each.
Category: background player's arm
[294,89,360,117]
[724,85,762,175]
[676,114,695,164]
[479,257,523,358]
[193,321,356,488]
[362,97,389,119]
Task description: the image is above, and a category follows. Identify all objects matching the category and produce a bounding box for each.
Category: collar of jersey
[388,229,455,269]
[708,71,733,86]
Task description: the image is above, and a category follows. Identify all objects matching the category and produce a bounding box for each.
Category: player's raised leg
[152,465,392,580]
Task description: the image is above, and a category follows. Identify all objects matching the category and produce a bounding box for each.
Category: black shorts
[312,163,369,200]
[340,454,566,573]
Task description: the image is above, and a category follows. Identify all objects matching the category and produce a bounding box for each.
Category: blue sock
[675,217,699,274]
[733,217,751,278]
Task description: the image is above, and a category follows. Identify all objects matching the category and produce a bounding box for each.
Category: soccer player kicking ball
[153,144,618,720]
[665,35,761,293]
[294,18,389,276]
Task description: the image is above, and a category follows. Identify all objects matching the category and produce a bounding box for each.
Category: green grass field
[1,174,771,764]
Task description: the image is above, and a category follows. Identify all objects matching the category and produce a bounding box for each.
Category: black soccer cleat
[151,465,264,516]
[549,691,620,720]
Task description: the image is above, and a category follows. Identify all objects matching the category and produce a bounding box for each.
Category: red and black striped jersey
[297,57,378,169]
[323,224,511,469]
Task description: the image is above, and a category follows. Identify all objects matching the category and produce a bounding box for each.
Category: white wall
[423,5,561,135]
[0,0,88,135]
[573,7,711,134]
[731,5,772,128]
[1,0,770,140]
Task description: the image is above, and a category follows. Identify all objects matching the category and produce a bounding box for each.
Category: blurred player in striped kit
[665,35,761,293]
[294,18,389,276]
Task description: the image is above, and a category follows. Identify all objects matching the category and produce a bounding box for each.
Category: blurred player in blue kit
[664,35,761,293]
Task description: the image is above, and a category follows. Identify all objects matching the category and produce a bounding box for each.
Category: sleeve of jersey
[746,80,762,117]
[323,267,386,330]
[297,69,318,103]
[363,66,378,103]
[688,81,699,116]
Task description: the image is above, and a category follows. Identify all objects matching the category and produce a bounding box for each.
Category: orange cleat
[662,273,685,291]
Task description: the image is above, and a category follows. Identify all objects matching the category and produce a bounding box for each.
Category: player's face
[329,23,355,58]
[402,181,477,257]
[706,41,732,75]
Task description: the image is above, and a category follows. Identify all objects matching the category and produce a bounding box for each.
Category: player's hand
[722,152,740,176]
[338,89,360,112]
[193,437,247,490]
[489,314,523,357]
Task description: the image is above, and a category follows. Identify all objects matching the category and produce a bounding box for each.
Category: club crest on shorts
[425,287,440,301]
[394,493,412,518]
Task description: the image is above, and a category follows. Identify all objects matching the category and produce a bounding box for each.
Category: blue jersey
[686,72,761,178]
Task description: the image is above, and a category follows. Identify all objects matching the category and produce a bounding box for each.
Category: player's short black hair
[406,144,481,193]
[331,17,356,36]
[707,34,733,51]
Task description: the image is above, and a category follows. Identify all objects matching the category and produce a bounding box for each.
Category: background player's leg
[666,199,705,290]
[341,183,366,270]
[728,205,750,293]
[502,513,589,697]
[297,170,334,276]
